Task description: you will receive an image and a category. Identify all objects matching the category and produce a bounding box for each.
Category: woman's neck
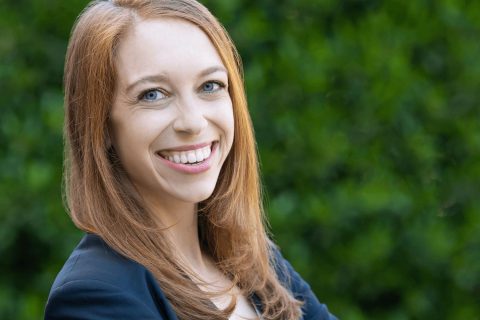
[144,193,208,272]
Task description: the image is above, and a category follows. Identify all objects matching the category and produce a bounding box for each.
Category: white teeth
[180,153,188,164]
[187,151,196,163]
[173,154,181,164]
[203,146,211,159]
[160,143,214,164]
[195,149,205,162]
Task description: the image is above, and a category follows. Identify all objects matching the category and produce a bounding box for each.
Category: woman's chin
[171,183,216,204]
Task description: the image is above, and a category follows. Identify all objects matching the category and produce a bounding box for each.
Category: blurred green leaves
[1,0,479,318]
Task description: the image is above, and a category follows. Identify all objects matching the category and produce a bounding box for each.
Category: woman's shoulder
[49,233,147,291]
[269,243,338,320]
[45,233,172,319]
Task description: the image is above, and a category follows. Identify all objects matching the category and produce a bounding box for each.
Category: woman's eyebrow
[198,66,228,78]
[125,66,227,94]
[126,74,168,94]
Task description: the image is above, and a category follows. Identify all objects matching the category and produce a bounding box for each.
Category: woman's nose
[172,97,208,135]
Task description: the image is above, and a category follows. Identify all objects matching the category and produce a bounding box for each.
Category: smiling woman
[110,18,234,207]
[44,1,337,320]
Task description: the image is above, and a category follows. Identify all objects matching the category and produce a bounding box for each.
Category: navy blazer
[45,234,337,319]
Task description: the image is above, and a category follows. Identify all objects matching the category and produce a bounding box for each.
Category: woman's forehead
[114,18,226,86]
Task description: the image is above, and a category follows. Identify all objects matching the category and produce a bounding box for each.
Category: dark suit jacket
[45,234,337,319]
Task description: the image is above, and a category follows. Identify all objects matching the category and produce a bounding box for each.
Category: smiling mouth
[156,141,217,165]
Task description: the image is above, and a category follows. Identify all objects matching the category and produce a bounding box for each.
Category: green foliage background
[1,0,479,319]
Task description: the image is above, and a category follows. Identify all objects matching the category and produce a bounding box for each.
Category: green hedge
[0,0,479,318]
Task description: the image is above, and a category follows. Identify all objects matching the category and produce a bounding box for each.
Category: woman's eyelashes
[200,80,226,94]
[138,88,168,103]
[135,80,227,104]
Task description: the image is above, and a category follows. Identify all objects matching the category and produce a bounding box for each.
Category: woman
[45,0,337,319]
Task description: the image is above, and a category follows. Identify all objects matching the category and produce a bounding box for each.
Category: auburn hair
[63,0,302,319]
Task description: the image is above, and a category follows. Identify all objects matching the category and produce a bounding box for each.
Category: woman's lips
[159,141,213,153]
[157,142,214,164]
[156,141,218,174]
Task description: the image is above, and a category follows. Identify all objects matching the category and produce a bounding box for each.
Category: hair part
[63,0,302,319]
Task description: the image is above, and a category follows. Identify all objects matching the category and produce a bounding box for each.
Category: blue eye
[140,89,166,102]
[202,81,223,93]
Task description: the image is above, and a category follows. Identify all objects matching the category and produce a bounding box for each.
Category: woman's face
[110,18,234,208]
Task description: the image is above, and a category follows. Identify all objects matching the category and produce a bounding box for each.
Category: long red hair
[63,0,302,319]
